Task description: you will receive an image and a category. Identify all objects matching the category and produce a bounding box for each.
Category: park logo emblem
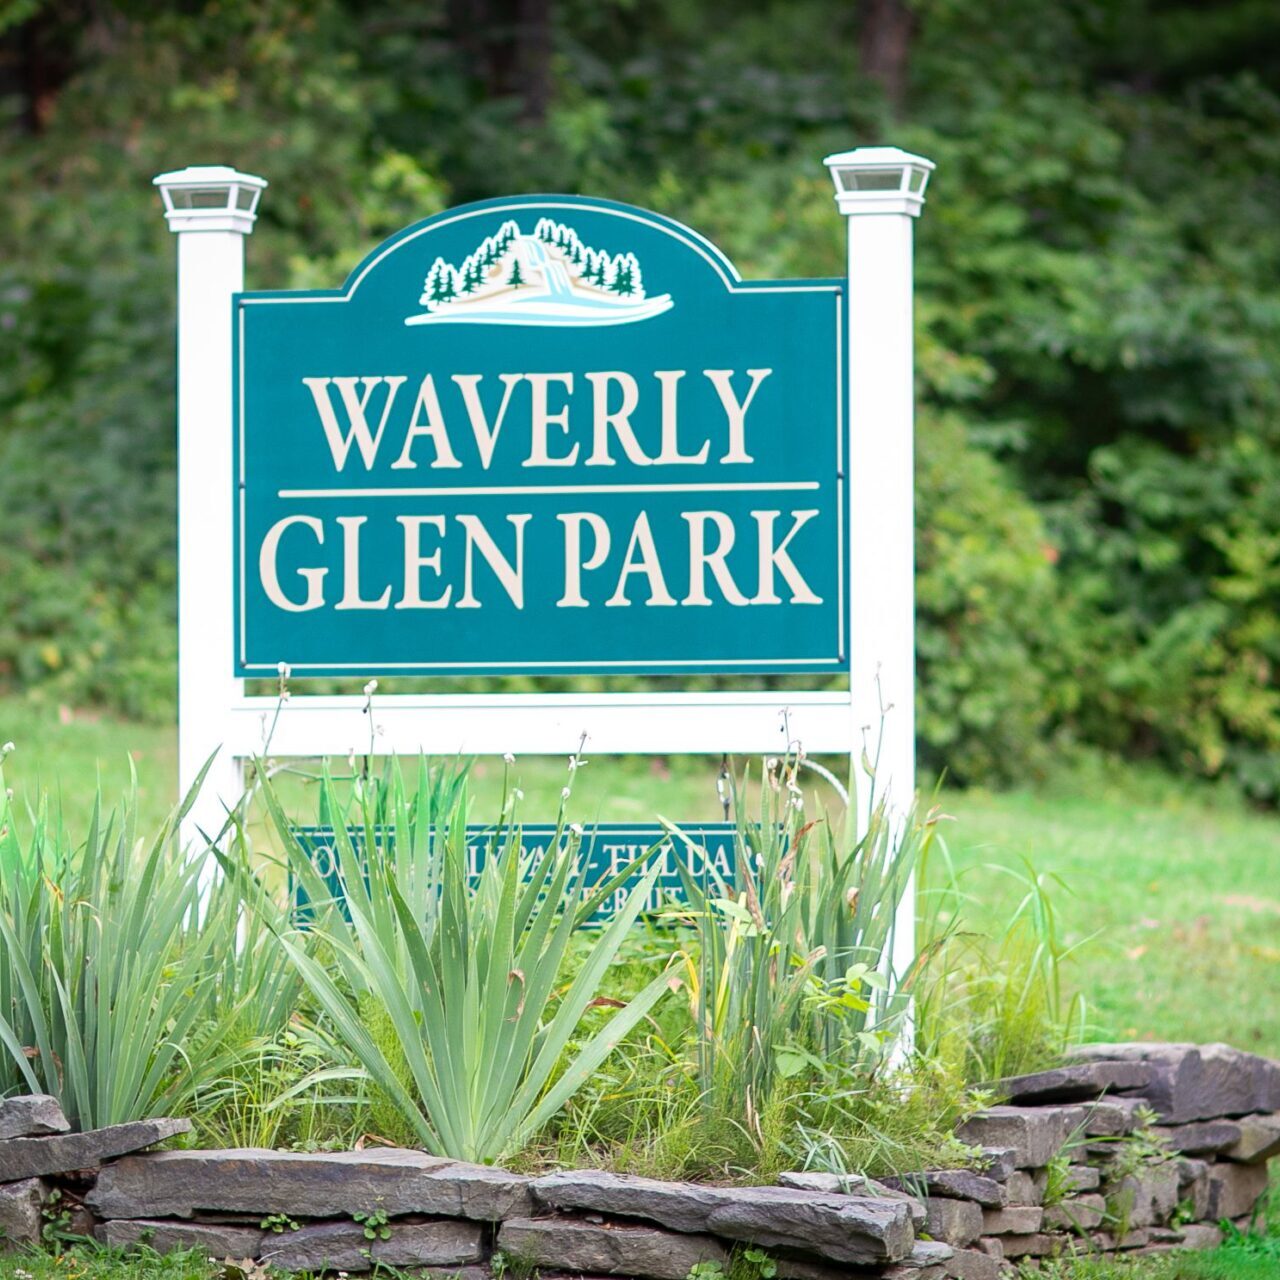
[404,216,674,327]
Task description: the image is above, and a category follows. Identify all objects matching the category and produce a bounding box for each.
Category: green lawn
[2,695,1277,1057]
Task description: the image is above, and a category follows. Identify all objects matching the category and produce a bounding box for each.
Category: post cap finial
[823,146,935,217]
[153,165,268,234]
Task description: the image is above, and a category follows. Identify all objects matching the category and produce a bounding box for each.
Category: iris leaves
[247,762,674,1164]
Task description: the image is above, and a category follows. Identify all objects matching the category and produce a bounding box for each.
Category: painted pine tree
[507,256,525,287]
[623,252,644,298]
[423,257,449,307]
[609,253,635,296]
[435,264,460,304]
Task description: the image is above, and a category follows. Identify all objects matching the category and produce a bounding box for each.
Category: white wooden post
[824,147,934,989]
[154,166,267,852]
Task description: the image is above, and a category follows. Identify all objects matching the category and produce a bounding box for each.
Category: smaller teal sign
[290,822,738,922]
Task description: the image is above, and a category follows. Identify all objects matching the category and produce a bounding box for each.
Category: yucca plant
[0,757,294,1129]
[671,757,937,1125]
[238,759,676,1164]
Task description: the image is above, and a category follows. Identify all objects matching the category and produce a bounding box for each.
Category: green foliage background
[1,0,1277,796]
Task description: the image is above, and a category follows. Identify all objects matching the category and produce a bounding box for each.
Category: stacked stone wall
[0,1042,1276,1279]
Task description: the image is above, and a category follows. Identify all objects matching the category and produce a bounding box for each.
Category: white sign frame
[155,149,934,983]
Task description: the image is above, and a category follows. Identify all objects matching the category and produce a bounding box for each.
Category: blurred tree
[0,0,1277,796]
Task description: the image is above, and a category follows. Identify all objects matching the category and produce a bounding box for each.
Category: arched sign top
[332,195,747,308]
[233,193,847,678]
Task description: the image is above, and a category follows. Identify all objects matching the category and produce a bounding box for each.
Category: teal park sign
[291,822,739,924]
[234,196,847,677]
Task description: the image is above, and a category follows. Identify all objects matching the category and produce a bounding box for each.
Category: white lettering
[395,515,452,609]
[606,512,676,606]
[524,373,578,466]
[303,375,408,471]
[336,516,391,610]
[452,373,523,469]
[752,509,822,604]
[259,515,326,611]
[557,512,611,607]
[457,513,531,608]
[586,371,651,466]
[703,368,771,463]
[653,370,708,465]
[392,374,462,469]
[682,511,748,605]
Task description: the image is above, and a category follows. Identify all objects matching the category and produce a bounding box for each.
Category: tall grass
[914,841,1090,1083]
[0,758,296,1130]
[671,757,937,1132]
[235,760,678,1164]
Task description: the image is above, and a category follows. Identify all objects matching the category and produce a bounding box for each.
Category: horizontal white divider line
[221,691,853,755]
[276,481,822,499]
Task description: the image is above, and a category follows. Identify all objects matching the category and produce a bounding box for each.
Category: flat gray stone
[531,1169,914,1265]
[0,1178,46,1251]
[96,1219,266,1257]
[975,1148,1016,1181]
[1223,1111,1280,1164]
[895,1241,954,1267]
[1178,1223,1223,1251]
[923,1196,982,1246]
[1110,1164,1179,1227]
[987,1061,1151,1104]
[760,1258,851,1280]
[777,1171,925,1227]
[1003,1171,1040,1205]
[498,1216,726,1280]
[1070,1043,1280,1123]
[1083,1097,1146,1137]
[941,1248,1001,1280]
[773,1258,869,1280]
[1173,1159,1211,1219]
[955,1106,1083,1169]
[1042,1194,1105,1231]
[979,1205,1042,1235]
[880,1169,1007,1208]
[1090,1227,1150,1251]
[1206,1161,1270,1220]
[0,1096,69,1141]
[0,1117,189,1182]
[261,1219,485,1272]
[1064,1165,1101,1192]
[1151,1118,1242,1154]
[996,1231,1067,1259]
[1030,1164,1099,1198]
[88,1148,531,1221]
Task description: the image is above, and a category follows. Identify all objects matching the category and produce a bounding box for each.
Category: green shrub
[915,410,1076,786]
